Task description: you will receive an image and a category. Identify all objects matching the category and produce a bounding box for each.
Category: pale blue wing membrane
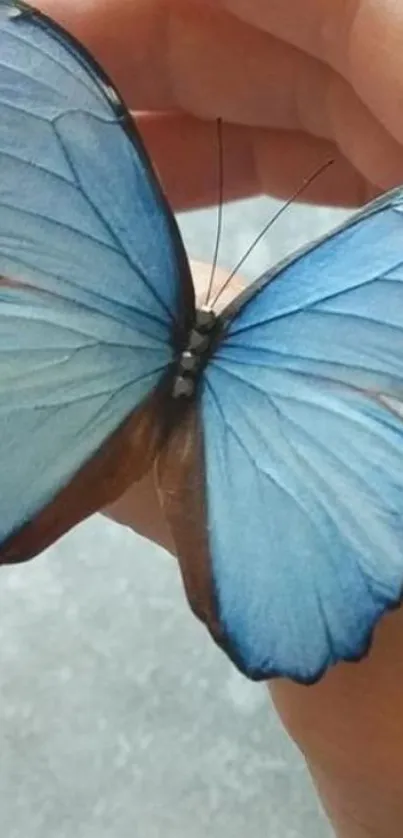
[0,284,167,544]
[0,3,186,545]
[202,190,403,683]
[0,3,193,331]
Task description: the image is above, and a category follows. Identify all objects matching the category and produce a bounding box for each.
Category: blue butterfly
[1,0,403,685]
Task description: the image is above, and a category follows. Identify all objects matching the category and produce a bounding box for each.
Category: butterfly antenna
[211,158,335,309]
[204,118,225,308]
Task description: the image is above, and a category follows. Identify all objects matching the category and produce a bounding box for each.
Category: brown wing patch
[157,404,222,642]
[0,384,166,566]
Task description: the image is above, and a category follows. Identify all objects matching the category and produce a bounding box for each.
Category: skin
[33,2,403,836]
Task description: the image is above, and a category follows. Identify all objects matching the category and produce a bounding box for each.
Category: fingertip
[349,1,403,149]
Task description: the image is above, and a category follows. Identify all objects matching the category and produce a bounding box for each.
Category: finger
[159,2,403,189]
[325,75,403,192]
[270,606,403,836]
[38,0,169,110]
[42,0,403,192]
[216,0,403,150]
[32,0,380,134]
[40,0,335,121]
[138,113,376,210]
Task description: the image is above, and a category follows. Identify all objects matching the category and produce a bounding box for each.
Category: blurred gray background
[0,198,351,838]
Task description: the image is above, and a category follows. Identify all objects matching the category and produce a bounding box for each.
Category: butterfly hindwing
[197,189,403,683]
[0,1,193,560]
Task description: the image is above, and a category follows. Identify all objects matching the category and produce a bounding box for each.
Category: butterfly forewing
[0,0,193,561]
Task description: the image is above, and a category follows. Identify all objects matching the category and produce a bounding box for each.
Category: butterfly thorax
[172,308,218,400]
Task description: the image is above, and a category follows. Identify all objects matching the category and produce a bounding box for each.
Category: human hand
[40,0,403,212]
[29,7,403,835]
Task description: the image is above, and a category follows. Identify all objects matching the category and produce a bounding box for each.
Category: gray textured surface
[0,197,349,837]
